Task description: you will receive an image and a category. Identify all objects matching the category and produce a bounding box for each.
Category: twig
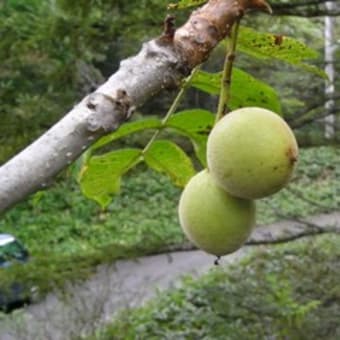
[142,67,200,154]
[215,20,240,123]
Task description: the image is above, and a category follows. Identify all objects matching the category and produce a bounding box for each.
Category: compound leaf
[144,140,195,187]
[192,69,282,114]
[166,109,214,165]
[79,149,142,207]
[238,26,326,78]
[91,118,162,151]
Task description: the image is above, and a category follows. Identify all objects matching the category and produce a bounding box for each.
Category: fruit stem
[142,66,200,154]
[215,20,241,124]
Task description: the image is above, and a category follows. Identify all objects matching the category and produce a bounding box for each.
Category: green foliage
[238,26,326,78]
[80,109,214,205]
[94,234,340,339]
[0,1,125,150]
[74,15,323,208]
[76,20,323,209]
[0,0,167,162]
[167,109,214,165]
[91,118,162,151]
[0,0,103,160]
[258,146,340,224]
[191,69,282,113]
[80,149,142,207]
[80,137,196,206]
[144,140,195,187]
[168,0,206,10]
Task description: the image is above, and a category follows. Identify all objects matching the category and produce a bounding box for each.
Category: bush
[97,234,340,340]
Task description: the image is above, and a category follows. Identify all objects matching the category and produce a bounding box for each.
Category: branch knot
[86,90,135,133]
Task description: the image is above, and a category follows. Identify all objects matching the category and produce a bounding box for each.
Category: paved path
[0,212,339,340]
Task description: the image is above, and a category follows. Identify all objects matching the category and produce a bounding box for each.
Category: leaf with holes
[191,69,282,114]
[166,109,214,166]
[79,149,142,207]
[144,140,196,187]
[91,118,162,151]
[238,26,326,78]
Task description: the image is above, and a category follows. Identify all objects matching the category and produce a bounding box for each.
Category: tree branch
[163,212,340,252]
[0,0,271,214]
[247,212,340,245]
[272,0,340,17]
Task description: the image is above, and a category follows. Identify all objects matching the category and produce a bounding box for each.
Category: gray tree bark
[0,0,271,214]
[324,1,337,138]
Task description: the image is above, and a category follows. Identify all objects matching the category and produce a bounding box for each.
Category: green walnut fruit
[178,170,255,256]
[207,107,298,199]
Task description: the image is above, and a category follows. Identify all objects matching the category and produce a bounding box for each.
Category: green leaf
[91,118,162,151]
[166,109,215,166]
[231,68,282,113]
[190,71,220,96]
[238,26,326,78]
[79,149,142,207]
[168,0,207,10]
[191,69,282,114]
[144,140,195,187]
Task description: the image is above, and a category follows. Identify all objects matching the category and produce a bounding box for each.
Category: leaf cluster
[80,24,324,207]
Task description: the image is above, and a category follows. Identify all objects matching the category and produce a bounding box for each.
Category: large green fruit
[207,107,298,199]
[178,170,255,256]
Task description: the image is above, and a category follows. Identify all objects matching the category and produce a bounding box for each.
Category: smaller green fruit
[178,170,255,256]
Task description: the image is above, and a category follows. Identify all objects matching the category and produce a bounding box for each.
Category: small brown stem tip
[163,15,176,39]
[241,0,273,14]
[254,0,272,14]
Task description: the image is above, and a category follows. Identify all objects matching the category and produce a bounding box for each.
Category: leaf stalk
[142,67,200,155]
[215,20,241,124]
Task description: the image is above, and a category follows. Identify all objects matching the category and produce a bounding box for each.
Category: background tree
[324,1,337,138]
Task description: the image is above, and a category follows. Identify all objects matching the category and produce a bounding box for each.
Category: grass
[0,146,339,296]
[91,233,340,340]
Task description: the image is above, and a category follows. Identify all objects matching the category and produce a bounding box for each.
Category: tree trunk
[324,1,337,139]
[0,0,271,214]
